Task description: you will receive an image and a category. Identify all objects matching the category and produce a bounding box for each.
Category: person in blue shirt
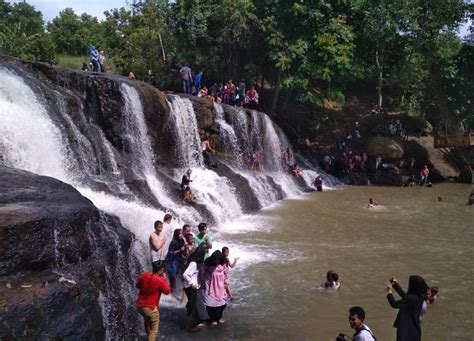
[194,71,203,93]
[89,45,100,73]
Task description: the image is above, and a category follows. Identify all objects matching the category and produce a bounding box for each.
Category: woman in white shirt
[182,246,209,331]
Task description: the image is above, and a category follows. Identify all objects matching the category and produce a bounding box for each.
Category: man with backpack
[348,306,376,341]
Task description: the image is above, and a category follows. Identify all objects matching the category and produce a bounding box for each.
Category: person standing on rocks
[98,48,106,73]
[89,45,100,73]
[136,261,171,340]
[419,165,430,186]
[180,62,193,94]
[150,220,166,264]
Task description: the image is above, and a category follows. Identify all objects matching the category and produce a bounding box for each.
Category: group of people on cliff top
[178,63,259,109]
[135,214,240,339]
[84,45,106,73]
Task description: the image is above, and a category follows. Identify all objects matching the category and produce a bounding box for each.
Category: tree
[256,0,356,112]
[0,0,54,61]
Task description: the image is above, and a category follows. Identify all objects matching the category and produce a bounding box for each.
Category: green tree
[0,0,54,61]
[256,0,356,112]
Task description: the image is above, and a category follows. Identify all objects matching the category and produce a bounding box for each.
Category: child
[323,271,341,290]
[222,246,239,301]
[367,198,378,208]
[183,233,196,261]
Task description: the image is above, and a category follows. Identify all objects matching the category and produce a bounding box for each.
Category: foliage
[0,1,54,61]
[0,0,472,132]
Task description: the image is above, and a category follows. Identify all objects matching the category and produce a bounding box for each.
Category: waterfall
[0,68,72,182]
[214,102,242,165]
[166,95,203,168]
[0,63,339,338]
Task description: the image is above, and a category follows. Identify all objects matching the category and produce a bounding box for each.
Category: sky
[7,0,129,22]
[6,0,473,37]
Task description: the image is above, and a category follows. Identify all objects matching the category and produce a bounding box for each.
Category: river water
[163,183,473,340]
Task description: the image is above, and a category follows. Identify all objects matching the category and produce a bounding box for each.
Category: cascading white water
[166,95,203,167]
[262,114,284,172]
[1,65,341,339]
[0,68,72,182]
[213,102,242,163]
[121,84,200,223]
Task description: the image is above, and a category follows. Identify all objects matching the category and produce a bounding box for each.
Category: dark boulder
[0,167,141,340]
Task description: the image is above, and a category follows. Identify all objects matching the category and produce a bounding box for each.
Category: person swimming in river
[313,176,323,192]
[466,190,474,205]
[367,198,378,208]
[323,271,341,290]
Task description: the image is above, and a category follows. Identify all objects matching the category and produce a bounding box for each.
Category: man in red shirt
[136,261,171,340]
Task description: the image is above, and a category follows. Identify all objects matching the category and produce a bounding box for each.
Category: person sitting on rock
[245,85,259,109]
[183,186,196,204]
[181,169,193,191]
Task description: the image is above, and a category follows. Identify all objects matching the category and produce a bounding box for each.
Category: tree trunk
[157,32,166,62]
[375,50,383,107]
[271,68,282,114]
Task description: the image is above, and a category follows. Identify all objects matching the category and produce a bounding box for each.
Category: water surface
[164,183,473,340]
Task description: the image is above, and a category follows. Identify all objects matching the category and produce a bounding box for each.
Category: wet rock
[0,167,140,340]
[366,136,405,160]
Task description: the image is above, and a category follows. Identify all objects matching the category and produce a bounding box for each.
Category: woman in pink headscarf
[202,250,228,325]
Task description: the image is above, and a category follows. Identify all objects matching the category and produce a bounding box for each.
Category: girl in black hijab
[386,275,429,341]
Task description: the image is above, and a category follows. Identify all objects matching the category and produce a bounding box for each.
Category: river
[162,183,473,340]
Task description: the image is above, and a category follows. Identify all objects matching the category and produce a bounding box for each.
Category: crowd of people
[136,214,240,338]
[177,63,260,109]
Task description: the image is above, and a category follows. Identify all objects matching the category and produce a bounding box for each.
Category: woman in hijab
[165,229,185,292]
[182,245,209,331]
[202,250,228,325]
[386,275,429,341]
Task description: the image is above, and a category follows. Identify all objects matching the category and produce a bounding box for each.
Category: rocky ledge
[0,167,141,340]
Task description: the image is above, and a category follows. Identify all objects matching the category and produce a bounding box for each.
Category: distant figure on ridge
[89,45,100,73]
[98,47,106,72]
[180,62,193,94]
